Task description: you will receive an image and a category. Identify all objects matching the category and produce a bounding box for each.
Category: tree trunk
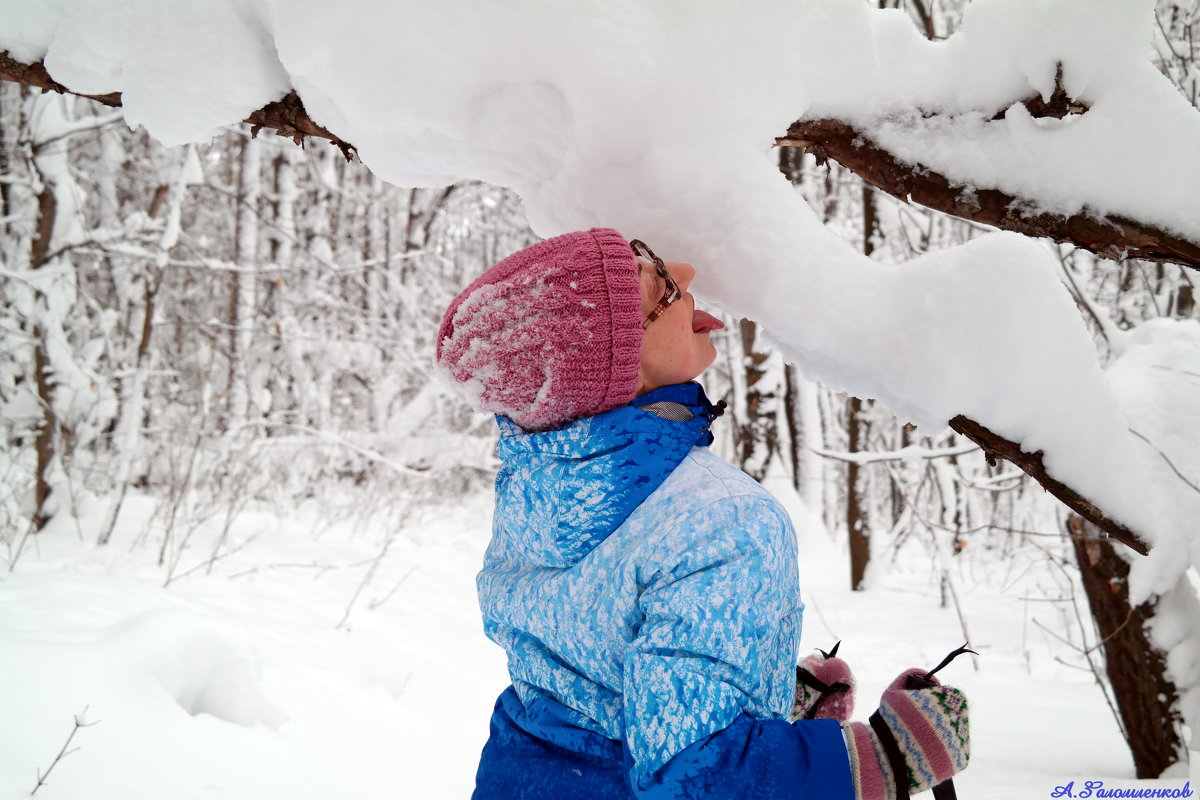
[31,336,56,531]
[267,146,298,433]
[846,395,869,590]
[98,146,188,545]
[1066,514,1185,778]
[0,84,11,220]
[366,173,389,431]
[30,183,57,532]
[848,183,879,590]
[736,318,782,482]
[97,270,159,546]
[228,135,260,426]
[783,363,826,516]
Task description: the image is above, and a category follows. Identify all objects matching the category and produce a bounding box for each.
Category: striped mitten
[842,667,969,800]
[790,641,855,722]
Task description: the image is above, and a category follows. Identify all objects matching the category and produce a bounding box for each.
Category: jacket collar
[493,383,724,568]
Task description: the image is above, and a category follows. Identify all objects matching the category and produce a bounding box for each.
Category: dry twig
[31,706,99,796]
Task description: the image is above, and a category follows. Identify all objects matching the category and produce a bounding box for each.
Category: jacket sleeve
[621,495,854,799]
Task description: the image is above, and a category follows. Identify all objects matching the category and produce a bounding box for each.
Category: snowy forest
[2,0,1199,797]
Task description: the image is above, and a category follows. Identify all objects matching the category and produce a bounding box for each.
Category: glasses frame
[630,239,682,329]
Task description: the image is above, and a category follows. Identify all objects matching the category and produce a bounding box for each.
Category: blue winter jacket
[473,383,854,799]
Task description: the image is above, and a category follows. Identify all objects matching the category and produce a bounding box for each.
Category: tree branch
[948,415,1149,555]
[0,53,356,159]
[245,93,356,159]
[778,116,1200,273]
[812,440,978,465]
[0,53,121,107]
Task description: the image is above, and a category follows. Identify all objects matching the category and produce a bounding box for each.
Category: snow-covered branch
[34,111,125,150]
[1128,428,1200,497]
[948,415,1148,555]
[276,424,427,477]
[811,407,1148,554]
[778,118,1200,273]
[812,440,978,464]
[0,52,120,107]
[244,91,355,159]
[0,53,355,158]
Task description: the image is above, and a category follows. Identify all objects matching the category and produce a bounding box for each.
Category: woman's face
[635,253,724,394]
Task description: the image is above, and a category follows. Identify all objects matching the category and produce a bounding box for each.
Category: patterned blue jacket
[474,383,853,799]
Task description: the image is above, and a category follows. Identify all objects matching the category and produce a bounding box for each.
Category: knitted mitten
[842,667,969,800]
[790,642,855,722]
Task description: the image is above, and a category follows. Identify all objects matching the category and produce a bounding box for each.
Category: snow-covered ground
[0,492,505,800]
[1,482,1193,799]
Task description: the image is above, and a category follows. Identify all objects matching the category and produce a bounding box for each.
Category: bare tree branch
[949,415,1149,555]
[0,52,356,159]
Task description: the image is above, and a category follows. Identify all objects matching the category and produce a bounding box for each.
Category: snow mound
[104,609,286,729]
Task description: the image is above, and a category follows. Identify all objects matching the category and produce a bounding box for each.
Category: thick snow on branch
[803,2,1200,245]
[1107,320,1200,599]
[1105,319,1200,752]
[1,0,1181,543]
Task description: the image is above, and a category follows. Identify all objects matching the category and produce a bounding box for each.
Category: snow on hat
[436,227,643,431]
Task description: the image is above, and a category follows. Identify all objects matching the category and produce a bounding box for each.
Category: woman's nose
[665,261,696,292]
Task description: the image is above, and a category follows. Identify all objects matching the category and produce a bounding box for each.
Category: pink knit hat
[436,228,643,431]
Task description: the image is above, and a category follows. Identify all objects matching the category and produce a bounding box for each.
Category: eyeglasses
[630,239,682,329]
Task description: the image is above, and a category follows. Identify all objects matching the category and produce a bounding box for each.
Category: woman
[436,228,969,799]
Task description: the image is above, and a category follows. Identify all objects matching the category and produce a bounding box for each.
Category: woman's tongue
[691,310,725,334]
